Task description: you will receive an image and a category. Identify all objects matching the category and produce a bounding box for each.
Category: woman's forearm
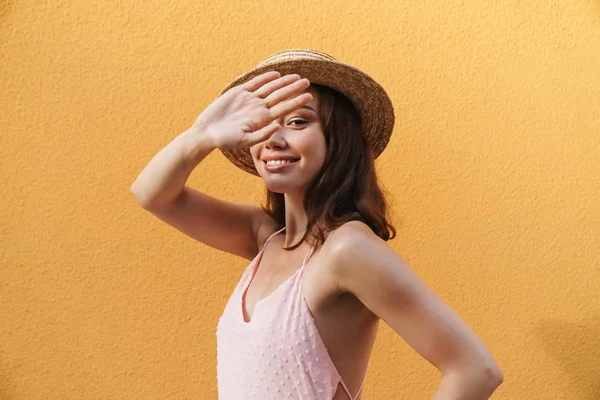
[130,126,215,209]
[431,369,503,400]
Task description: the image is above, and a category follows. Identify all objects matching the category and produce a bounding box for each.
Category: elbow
[130,185,145,206]
[492,368,504,387]
[485,358,504,386]
[483,362,504,389]
[472,353,504,388]
[130,185,152,209]
[451,362,504,390]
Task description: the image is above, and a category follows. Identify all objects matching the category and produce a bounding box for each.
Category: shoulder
[321,220,391,281]
[324,220,386,259]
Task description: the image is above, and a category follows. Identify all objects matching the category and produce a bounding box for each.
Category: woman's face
[250,86,326,194]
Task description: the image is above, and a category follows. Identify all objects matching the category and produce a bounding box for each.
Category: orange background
[1,0,599,398]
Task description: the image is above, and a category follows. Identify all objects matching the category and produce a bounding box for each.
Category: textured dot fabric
[216,227,367,399]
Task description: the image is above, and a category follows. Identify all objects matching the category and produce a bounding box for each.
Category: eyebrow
[283,105,316,120]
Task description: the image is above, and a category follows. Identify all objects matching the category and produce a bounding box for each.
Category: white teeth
[266,159,294,165]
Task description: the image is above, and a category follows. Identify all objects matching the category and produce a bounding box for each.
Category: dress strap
[338,365,369,400]
[301,245,315,267]
[263,226,314,268]
[261,226,286,250]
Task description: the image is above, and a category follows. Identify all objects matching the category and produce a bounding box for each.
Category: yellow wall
[1,0,599,398]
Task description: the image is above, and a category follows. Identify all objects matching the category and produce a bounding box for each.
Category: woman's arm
[328,221,504,399]
[431,371,503,400]
[130,72,312,260]
[130,126,214,209]
[130,127,268,260]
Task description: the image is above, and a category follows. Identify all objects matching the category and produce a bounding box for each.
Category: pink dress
[216,227,367,399]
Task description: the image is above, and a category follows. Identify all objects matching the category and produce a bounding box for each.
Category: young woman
[131,49,504,399]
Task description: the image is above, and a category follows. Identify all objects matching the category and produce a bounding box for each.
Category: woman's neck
[282,192,308,247]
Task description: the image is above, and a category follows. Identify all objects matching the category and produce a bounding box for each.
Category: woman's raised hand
[193,71,313,150]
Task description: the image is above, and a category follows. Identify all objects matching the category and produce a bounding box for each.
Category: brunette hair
[262,83,396,250]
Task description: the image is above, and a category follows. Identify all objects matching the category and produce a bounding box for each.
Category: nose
[264,124,287,149]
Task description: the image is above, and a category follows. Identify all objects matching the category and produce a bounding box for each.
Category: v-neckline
[240,260,302,323]
[240,230,312,324]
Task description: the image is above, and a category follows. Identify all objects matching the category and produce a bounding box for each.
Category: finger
[264,78,311,109]
[253,74,301,99]
[245,120,280,147]
[240,71,281,92]
[268,92,314,120]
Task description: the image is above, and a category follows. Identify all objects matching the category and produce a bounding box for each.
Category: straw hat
[217,49,395,176]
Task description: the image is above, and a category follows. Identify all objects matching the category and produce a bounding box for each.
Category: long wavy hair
[262,83,396,250]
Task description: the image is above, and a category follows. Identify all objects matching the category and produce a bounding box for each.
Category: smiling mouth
[263,158,300,166]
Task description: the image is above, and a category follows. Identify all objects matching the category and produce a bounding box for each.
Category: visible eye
[289,119,308,126]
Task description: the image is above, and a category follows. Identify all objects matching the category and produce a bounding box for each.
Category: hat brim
[217,57,395,176]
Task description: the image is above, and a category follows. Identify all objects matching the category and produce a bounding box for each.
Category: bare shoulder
[325,220,380,244]
[323,220,386,259]
[320,220,390,278]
